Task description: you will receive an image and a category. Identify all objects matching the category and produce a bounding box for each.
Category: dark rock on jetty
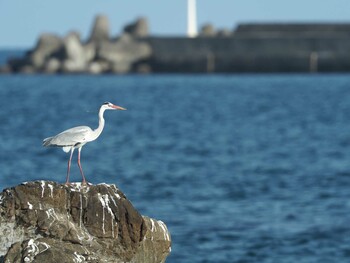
[0,181,171,263]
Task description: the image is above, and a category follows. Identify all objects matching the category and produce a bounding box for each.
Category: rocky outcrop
[0,181,171,263]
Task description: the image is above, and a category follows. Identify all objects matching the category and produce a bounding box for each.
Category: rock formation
[0,181,171,263]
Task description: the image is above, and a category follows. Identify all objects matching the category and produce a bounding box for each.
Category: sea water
[1,72,350,262]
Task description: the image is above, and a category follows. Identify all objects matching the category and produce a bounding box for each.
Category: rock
[200,23,216,37]
[29,33,63,69]
[83,42,96,63]
[43,58,61,73]
[4,34,62,73]
[6,57,30,72]
[61,32,88,72]
[96,34,152,73]
[2,15,152,74]
[0,181,171,263]
[133,217,171,263]
[87,61,108,74]
[124,17,149,38]
[88,15,110,43]
[19,65,35,74]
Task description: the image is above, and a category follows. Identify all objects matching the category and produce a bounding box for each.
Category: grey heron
[43,102,126,184]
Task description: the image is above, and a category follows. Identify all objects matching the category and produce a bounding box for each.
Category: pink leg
[77,147,87,184]
[66,148,75,184]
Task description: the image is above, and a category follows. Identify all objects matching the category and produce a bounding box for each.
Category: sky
[1,0,350,48]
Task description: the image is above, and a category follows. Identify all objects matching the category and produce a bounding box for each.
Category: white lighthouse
[187,0,198,38]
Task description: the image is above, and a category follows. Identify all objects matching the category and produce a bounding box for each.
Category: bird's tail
[42,137,53,147]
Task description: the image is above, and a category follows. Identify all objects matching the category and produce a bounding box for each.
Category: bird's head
[102,102,126,111]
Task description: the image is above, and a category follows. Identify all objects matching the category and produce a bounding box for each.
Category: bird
[43,102,126,185]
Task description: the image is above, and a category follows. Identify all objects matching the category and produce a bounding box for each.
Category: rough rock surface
[0,181,171,263]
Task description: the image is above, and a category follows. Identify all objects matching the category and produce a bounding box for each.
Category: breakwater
[2,16,350,73]
[145,36,350,73]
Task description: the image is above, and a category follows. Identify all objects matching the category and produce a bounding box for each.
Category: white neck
[91,106,106,141]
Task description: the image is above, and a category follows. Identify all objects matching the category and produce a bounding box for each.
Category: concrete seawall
[145,36,350,73]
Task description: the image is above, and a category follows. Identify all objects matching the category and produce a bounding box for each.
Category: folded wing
[43,126,93,149]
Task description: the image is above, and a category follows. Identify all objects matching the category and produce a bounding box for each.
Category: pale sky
[0,0,350,48]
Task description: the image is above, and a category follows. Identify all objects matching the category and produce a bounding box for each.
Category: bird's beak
[111,104,126,110]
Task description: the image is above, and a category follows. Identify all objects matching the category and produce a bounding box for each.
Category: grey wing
[43,126,92,147]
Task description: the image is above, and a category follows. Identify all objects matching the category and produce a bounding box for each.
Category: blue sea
[1,57,350,262]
